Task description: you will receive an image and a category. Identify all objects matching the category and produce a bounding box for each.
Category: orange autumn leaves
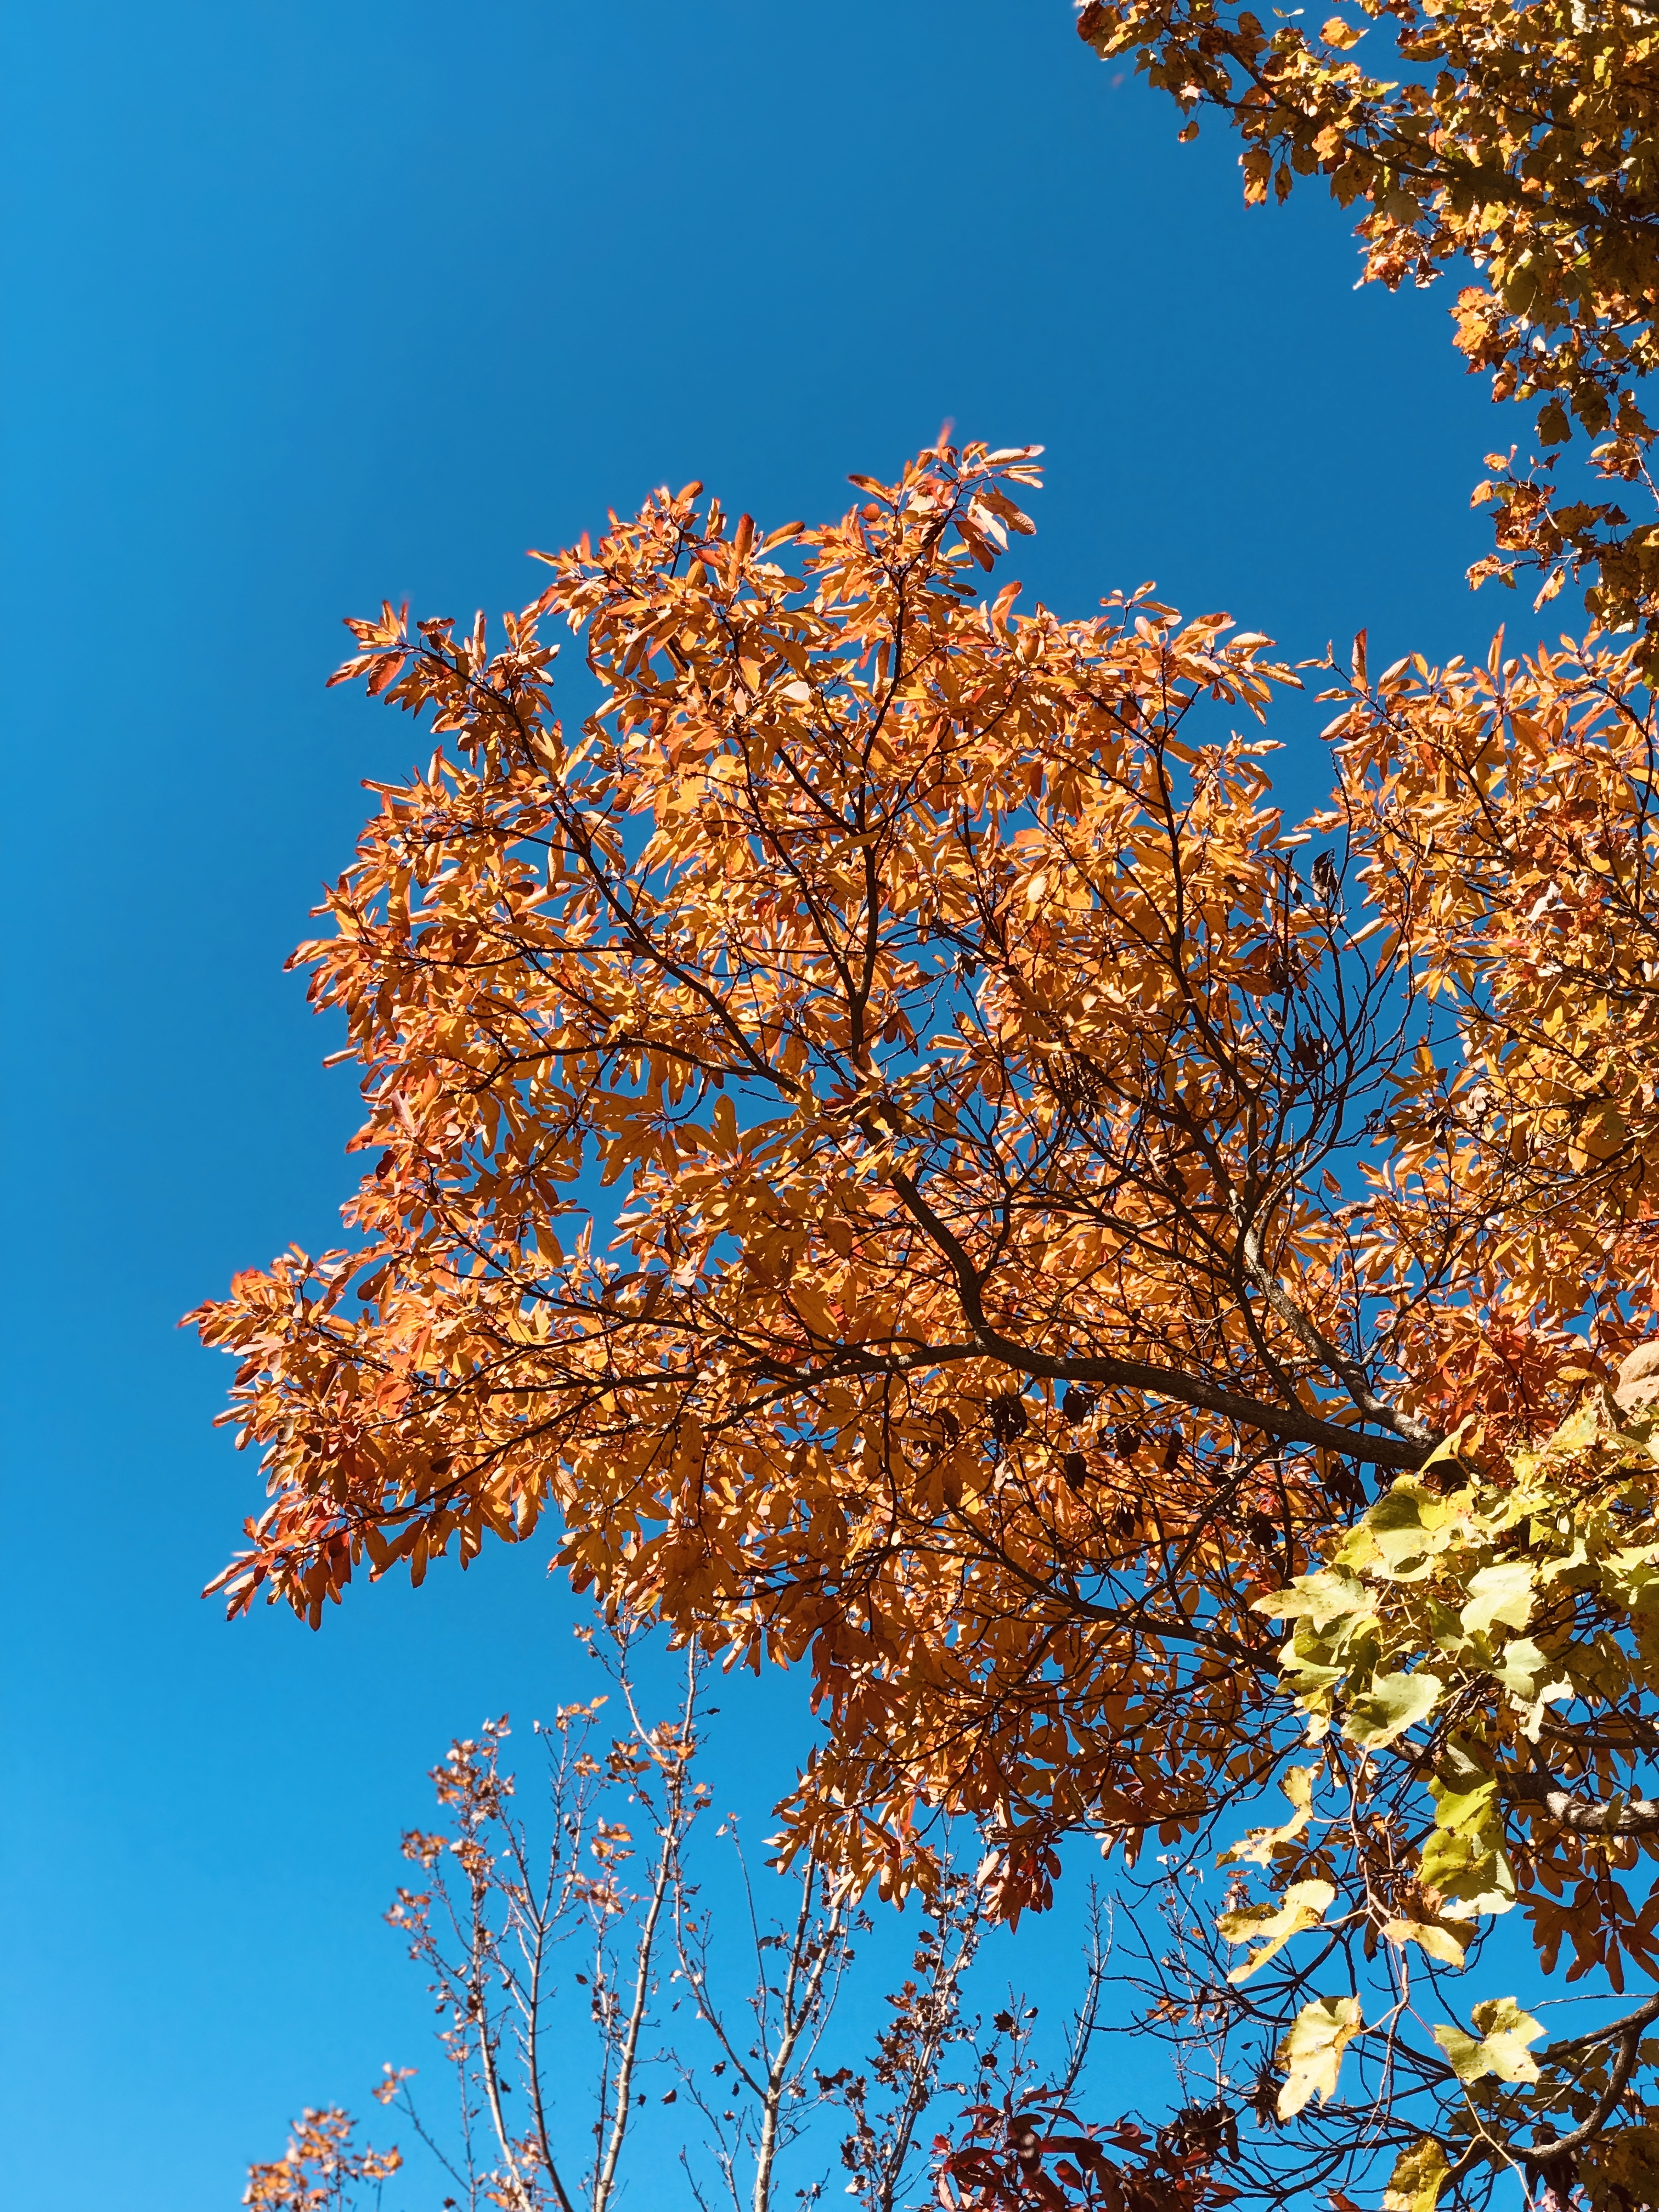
[194,441,1659,1904]
[1078,0,1659,648]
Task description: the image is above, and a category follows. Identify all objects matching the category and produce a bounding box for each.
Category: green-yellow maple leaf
[1432,1996,1543,2084]
[1459,1561,1535,1639]
[1218,1878,1337,1982]
[1345,1669,1442,1748]
[1277,1994,1363,2118]
[1218,1765,1317,1867]
[1384,2137,1450,2212]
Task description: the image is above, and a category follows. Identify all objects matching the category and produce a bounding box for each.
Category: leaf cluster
[1126,1392,1659,2209]
[1076,0,1659,647]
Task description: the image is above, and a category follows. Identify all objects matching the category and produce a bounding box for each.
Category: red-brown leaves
[937,2095,1235,2212]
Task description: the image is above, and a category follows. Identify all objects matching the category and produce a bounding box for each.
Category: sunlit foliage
[1077,0,1659,648]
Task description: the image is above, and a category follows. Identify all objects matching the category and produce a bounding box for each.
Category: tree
[1075,0,1659,653]
[194,431,1659,2200]
[240,1632,1135,2212]
[244,2109,402,2212]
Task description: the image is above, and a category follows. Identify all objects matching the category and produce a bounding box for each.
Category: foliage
[193,441,1659,1926]
[244,2108,400,2212]
[937,2089,1238,2212]
[1074,0,1659,649]
[195,420,1659,2190]
[1111,1379,1659,2208]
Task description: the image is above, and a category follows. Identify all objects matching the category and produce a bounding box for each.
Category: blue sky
[0,3,1505,2205]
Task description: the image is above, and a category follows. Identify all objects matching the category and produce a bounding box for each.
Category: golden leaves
[1276,1994,1363,2117]
[1383,2138,1449,2212]
[1343,1669,1443,1748]
[1457,1561,1534,1640]
[1197,1392,1659,2185]
[1217,1878,1336,1981]
[1217,1763,1316,1866]
[1380,1916,1468,1968]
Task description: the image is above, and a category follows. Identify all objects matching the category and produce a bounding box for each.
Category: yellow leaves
[1217,1877,1336,1980]
[1431,1996,1544,2084]
[1344,1668,1442,1747]
[1251,1425,1659,1953]
[1218,1763,1316,1865]
[1457,1560,1534,1639]
[1383,2138,1449,2212]
[1488,1635,1555,1703]
[1257,1568,1372,1631]
[1321,13,1365,45]
[1381,1915,1468,1968]
[1276,1994,1363,2117]
[1419,1783,1517,1918]
[1541,1398,1604,1459]
[1568,1097,1627,1170]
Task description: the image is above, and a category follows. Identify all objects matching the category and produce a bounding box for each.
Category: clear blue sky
[0,4,1501,2205]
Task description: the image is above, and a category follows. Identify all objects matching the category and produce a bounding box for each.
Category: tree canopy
[199,9,1659,2203]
